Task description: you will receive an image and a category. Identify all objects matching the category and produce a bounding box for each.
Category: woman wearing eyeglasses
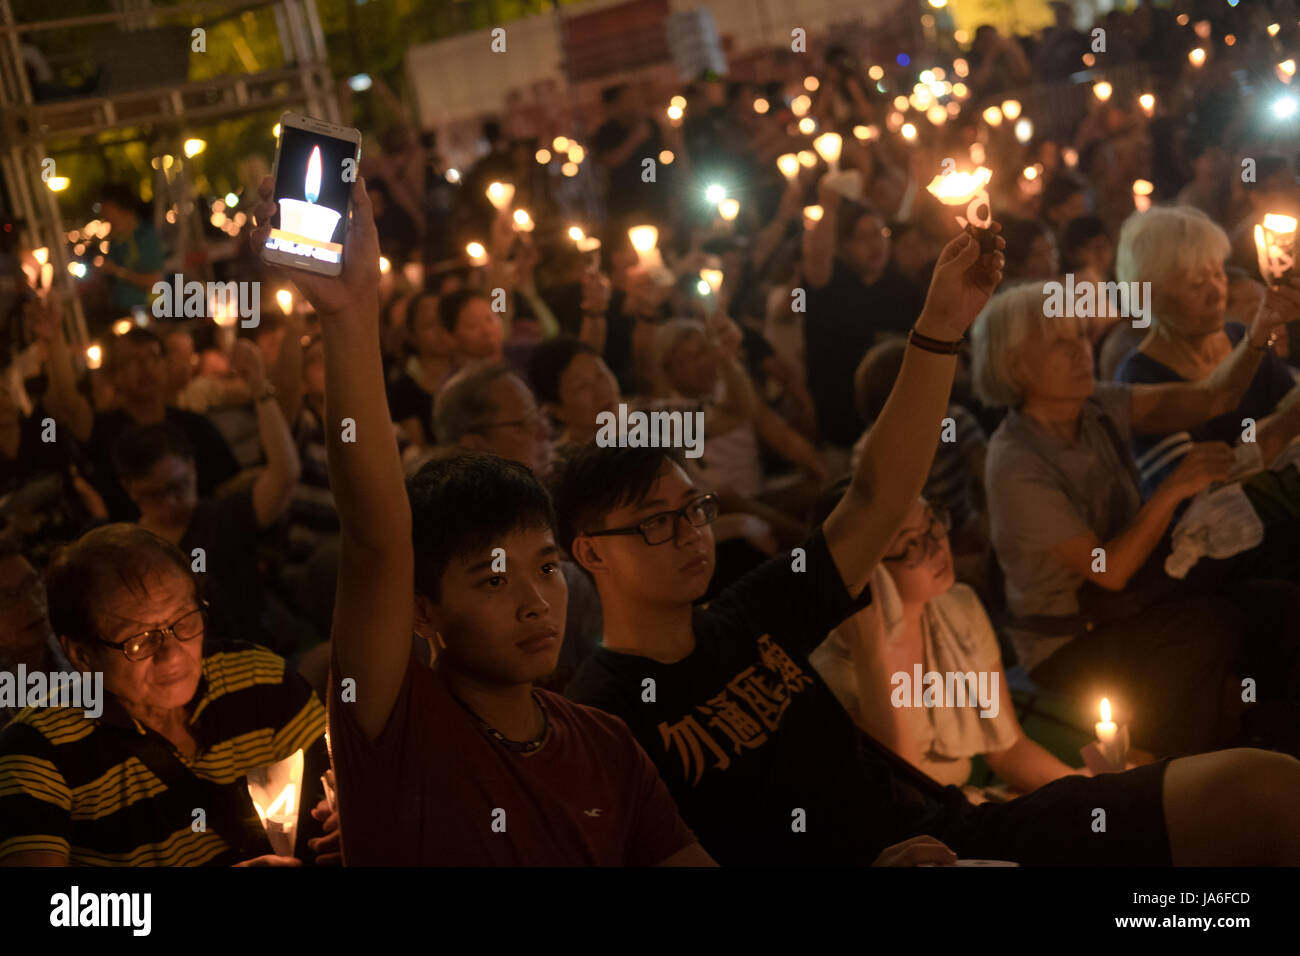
[811,496,1081,801]
[0,524,332,866]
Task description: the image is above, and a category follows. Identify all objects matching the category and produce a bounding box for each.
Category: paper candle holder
[247,748,305,858]
[1255,214,1297,284]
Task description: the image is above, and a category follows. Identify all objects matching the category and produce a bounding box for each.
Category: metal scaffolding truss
[0,0,339,347]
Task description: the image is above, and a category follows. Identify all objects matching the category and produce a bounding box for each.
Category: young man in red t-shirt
[252,177,712,866]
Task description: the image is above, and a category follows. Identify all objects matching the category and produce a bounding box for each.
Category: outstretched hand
[250,175,381,320]
[915,223,1006,341]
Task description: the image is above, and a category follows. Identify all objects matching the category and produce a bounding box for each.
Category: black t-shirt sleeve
[173,410,239,495]
[386,374,434,443]
[699,526,873,661]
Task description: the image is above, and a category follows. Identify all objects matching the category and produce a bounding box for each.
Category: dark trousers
[1029,592,1243,757]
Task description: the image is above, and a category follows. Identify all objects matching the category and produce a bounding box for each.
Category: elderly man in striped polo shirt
[0,524,331,866]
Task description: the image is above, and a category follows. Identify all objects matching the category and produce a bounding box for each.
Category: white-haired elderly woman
[972,281,1298,758]
[1112,206,1300,500]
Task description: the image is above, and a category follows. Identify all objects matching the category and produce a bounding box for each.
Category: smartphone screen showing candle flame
[266,126,358,267]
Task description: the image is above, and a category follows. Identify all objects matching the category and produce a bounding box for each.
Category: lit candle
[797,150,818,169]
[1189,48,1206,68]
[248,749,305,858]
[486,181,515,211]
[777,153,800,181]
[466,241,488,266]
[700,268,724,294]
[1138,93,1156,116]
[1132,179,1154,212]
[275,289,293,315]
[1095,697,1117,746]
[982,106,1003,127]
[568,225,585,242]
[1255,213,1297,284]
[802,204,824,225]
[512,208,535,232]
[925,165,995,251]
[717,198,740,222]
[628,224,662,270]
[1001,99,1022,120]
[378,256,391,275]
[1093,81,1113,102]
[86,344,103,369]
[812,132,842,171]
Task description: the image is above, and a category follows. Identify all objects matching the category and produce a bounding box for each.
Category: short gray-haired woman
[1112,205,1300,499]
[971,281,1297,757]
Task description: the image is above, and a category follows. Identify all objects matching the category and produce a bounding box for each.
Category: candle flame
[486,182,515,211]
[813,132,842,166]
[568,226,585,242]
[628,225,658,254]
[803,205,824,222]
[717,198,740,221]
[1263,213,1298,233]
[1100,698,1112,723]
[305,146,322,205]
[777,153,800,180]
[700,268,724,293]
[925,166,993,205]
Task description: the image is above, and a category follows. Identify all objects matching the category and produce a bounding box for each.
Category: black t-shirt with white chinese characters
[564,527,968,865]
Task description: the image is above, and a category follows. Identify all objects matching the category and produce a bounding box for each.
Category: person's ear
[413,595,446,657]
[570,534,607,577]
[62,636,92,673]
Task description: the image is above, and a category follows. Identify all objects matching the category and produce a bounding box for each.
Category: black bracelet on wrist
[907,328,964,355]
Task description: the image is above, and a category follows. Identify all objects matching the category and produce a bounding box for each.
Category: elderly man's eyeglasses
[583,493,720,546]
[468,410,548,434]
[96,603,209,662]
[882,507,952,568]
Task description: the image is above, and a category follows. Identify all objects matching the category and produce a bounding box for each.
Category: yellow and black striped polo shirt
[0,643,325,866]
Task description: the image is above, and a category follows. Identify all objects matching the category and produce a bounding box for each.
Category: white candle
[1095,697,1118,745]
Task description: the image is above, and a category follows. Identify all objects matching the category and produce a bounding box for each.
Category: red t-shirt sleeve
[621,726,699,865]
[327,646,420,865]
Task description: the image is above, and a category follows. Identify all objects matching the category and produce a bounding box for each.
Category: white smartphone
[262,112,362,277]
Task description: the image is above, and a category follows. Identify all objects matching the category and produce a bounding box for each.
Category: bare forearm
[578,312,607,353]
[1256,409,1300,464]
[856,334,955,522]
[272,328,304,423]
[985,736,1077,793]
[251,394,300,526]
[42,330,93,440]
[1094,486,1182,588]
[321,309,411,553]
[802,206,838,288]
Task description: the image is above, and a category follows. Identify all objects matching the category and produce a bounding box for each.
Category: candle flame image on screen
[304,146,322,205]
[925,166,993,230]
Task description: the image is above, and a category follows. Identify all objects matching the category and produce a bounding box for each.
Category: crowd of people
[2,0,1300,867]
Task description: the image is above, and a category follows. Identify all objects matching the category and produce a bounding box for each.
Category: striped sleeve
[0,720,73,861]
